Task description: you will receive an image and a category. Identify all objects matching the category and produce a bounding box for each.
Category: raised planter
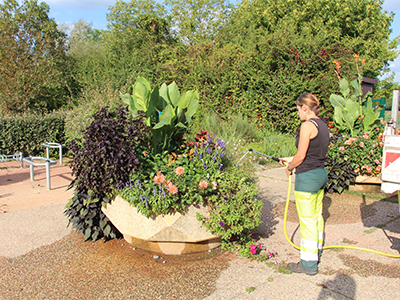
[102,195,221,255]
[349,175,382,192]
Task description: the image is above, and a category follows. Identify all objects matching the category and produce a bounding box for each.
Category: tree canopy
[0,0,70,113]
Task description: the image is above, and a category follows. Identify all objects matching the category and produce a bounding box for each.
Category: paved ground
[0,160,399,299]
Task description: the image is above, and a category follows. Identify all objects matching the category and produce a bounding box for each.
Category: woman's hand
[285,167,293,177]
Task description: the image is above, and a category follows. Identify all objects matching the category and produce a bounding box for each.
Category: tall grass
[263,132,297,158]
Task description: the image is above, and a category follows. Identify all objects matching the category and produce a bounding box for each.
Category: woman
[282,93,330,276]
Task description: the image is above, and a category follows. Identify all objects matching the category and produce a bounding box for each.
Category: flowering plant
[325,124,385,193]
[328,127,384,176]
[119,131,264,244]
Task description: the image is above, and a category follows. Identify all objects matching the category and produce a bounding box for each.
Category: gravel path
[1,162,400,299]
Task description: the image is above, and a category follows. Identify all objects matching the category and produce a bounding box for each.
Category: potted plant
[65,77,263,256]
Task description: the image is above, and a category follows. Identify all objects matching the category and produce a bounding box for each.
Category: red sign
[384,152,400,168]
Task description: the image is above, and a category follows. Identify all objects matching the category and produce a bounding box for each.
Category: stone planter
[102,195,221,255]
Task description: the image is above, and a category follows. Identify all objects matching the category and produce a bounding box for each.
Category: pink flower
[367,166,373,173]
[339,146,345,151]
[360,142,365,147]
[381,120,387,125]
[363,134,369,139]
[259,244,262,249]
[375,159,380,164]
[377,165,382,171]
[199,180,208,189]
[175,166,185,176]
[370,150,374,154]
[168,184,178,194]
[354,168,360,173]
[153,171,165,184]
[250,248,256,254]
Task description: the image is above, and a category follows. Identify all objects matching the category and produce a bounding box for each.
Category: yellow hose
[283,173,400,258]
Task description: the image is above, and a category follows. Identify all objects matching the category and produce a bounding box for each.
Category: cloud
[45,0,116,10]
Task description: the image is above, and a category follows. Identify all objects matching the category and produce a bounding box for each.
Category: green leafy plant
[330,56,383,136]
[120,76,199,153]
[64,107,150,241]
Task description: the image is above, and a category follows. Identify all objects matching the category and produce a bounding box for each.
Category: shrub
[0,111,66,156]
[64,107,150,241]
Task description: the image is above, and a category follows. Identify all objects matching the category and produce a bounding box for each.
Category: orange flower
[333,60,341,70]
[354,53,359,59]
[199,180,208,189]
[143,151,148,156]
[153,171,165,184]
[175,166,185,176]
[361,59,366,65]
[168,184,178,194]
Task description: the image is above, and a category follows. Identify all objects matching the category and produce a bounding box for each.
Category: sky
[4,0,400,83]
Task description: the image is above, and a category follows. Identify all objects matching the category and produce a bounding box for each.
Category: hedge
[0,111,66,157]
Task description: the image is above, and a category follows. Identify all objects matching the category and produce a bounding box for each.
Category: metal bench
[22,156,57,190]
[42,142,65,164]
[0,152,23,168]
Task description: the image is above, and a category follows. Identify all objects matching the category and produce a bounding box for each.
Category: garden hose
[283,171,400,258]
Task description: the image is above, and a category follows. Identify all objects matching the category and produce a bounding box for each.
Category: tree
[103,0,175,83]
[0,0,70,113]
[223,0,399,78]
[164,0,234,45]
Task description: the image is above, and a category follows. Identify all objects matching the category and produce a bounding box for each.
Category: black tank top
[295,118,329,174]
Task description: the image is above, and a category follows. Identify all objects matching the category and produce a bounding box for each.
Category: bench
[22,156,57,190]
[42,142,65,164]
[0,152,23,168]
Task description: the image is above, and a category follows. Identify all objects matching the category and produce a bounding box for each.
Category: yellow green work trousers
[294,168,327,271]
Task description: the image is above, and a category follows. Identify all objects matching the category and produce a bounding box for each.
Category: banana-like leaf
[339,79,350,98]
[186,92,199,118]
[345,100,360,121]
[153,120,168,129]
[147,87,159,118]
[333,109,345,128]
[159,104,176,126]
[175,122,187,128]
[159,83,169,107]
[120,92,137,114]
[168,82,180,107]
[350,79,362,97]
[134,78,150,111]
[178,90,195,109]
[329,94,346,109]
[363,109,377,131]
